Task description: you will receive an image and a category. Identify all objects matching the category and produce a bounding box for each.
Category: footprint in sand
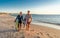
[30,29,34,31]
[46,33,53,38]
[11,26,14,28]
[12,30,25,38]
[40,32,43,35]
[33,32,41,38]
[20,35,25,38]
[34,35,40,38]
[54,35,59,38]
[36,32,40,35]
[19,31,25,38]
[20,31,24,34]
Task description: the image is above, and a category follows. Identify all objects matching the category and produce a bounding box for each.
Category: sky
[0,0,60,14]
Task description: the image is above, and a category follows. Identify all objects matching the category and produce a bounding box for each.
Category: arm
[22,16,23,21]
[30,15,32,22]
[14,15,19,22]
[23,15,26,22]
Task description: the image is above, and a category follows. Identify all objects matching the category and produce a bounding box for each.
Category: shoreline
[32,22,60,30]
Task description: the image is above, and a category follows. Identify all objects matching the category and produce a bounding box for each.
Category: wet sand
[0,14,60,38]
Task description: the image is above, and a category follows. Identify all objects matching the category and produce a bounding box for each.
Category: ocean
[10,14,60,29]
[32,14,60,25]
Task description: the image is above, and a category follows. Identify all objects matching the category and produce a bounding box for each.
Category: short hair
[28,10,30,12]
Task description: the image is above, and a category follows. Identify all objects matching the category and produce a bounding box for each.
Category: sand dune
[0,14,60,38]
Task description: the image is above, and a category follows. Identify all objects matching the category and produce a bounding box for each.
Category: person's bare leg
[28,24,30,30]
[26,24,30,31]
[18,23,20,31]
[26,24,27,30]
[18,23,21,31]
[23,23,25,28]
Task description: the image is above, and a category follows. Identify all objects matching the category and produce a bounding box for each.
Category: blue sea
[10,14,60,29]
[32,14,60,25]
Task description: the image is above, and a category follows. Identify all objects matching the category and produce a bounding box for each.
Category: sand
[0,14,60,38]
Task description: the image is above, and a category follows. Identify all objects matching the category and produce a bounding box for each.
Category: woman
[15,11,23,31]
[24,10,32,31]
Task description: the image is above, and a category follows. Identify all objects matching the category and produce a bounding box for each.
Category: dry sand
[0,14,60,38]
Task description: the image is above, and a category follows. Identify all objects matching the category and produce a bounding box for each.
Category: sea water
[32,14,60,25]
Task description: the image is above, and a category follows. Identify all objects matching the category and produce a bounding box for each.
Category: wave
[35,20,60,25]
[32,22,60,30]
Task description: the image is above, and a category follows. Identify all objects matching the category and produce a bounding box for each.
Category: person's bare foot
[18,28,21,32]
[26,28,29,31]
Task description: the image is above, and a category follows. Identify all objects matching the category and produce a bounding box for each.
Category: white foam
[31,22,60,30]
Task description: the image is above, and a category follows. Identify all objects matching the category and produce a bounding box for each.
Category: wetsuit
[16,15,23,27]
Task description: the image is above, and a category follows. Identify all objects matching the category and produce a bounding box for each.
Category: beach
[0,14,60,38]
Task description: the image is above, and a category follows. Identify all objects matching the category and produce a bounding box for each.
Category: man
[15,11,23,31]
[24,10,32,31]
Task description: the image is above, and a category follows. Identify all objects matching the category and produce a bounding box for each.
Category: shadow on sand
[0,29,17,33]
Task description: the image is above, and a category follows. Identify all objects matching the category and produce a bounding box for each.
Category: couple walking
[15,10,32,31]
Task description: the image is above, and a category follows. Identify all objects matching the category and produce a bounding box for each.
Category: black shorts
[18,21,22,27]
[18,20,22,24]
[27,22,31,24]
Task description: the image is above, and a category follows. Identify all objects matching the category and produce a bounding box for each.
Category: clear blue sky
[0,0,60,14]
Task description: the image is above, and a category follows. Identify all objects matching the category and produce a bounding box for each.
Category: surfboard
[15,19,18,30]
